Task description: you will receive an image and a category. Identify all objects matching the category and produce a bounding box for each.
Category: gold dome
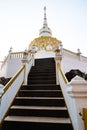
[28,7,62,51]
[29,36,62,51]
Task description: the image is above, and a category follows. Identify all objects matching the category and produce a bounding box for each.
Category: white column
[55,48,62,84]
[21,50,28,85]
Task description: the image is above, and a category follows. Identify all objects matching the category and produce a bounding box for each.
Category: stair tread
[16,97,64,99]
[5,116,71,124]
[11,105,67,110]
[23,84,59,87]
[19,90,61,92]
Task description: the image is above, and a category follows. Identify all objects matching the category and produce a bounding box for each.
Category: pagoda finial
[39,6,52,36]
[43,6,47,27]
[44,6,46,18]
[44,6,46,11]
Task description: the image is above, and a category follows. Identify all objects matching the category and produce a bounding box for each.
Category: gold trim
[0,81,23,126]
[57,63,68,84]
[39,30,52,35]
[29,36,62,50]
[3,65,25,93]
[57,63,74,129]
[83,108,87,130]
[0,65,25,126]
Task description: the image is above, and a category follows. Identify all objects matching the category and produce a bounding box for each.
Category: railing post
[22,50,28,85]
[32,53,35,66]
[55,47,62,85]
[30,47,37,66]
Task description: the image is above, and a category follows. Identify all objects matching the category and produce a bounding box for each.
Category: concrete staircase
[1,58,73,129]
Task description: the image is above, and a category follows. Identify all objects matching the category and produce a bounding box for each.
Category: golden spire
[29,6,62,51]
[43,6,47,27]
[39,6,52,37]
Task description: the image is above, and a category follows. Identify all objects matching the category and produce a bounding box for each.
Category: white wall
[0,61,8,77]
[61,49,87,74]
[35,50,55,59]
[0,49,87,78]
[6,57,22,78]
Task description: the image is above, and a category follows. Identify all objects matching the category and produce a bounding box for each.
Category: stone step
[9,106,69,117]
[13,97,66,107]
[18,90,63,97]
[2,116,73,130]
[21,84,61,90]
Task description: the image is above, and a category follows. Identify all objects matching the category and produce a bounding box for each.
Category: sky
[0,0,87,61]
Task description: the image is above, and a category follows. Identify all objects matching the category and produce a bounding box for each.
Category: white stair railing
[57,63,79,130]
[0,65,25,125]
[0,52,34,125]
